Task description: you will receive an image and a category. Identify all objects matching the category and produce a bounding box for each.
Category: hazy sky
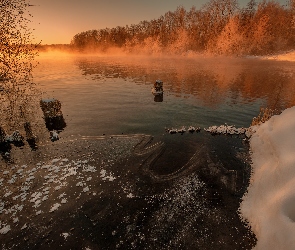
[27,0,289,45]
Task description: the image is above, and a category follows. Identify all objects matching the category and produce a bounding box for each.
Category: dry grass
[251,107,280,126]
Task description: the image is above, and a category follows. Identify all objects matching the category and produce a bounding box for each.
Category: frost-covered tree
[202,1,238,34]
[71,0,295,55]
[214,16,244,55]
[0,0,38,131]
[288,0,295,41]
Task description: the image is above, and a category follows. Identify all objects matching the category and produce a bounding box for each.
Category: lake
[34,52,295,136]
[35,52,295,178]
[1,52,295,249]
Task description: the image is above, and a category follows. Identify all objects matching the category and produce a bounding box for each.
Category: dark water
[36,53,295,136]
[1,53,295,249]
[35,53,295,175]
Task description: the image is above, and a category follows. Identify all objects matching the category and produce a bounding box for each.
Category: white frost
[100,169,106,177]
[127,193,134,198]
[51,158,60,163]
[61,232,70,239]
[49,203,61,213]
[4,191,12,197]
[61,198,67,204]
[0,225,10,234]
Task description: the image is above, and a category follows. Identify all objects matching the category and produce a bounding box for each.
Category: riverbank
[262,50,295,62]
[240,106,295,249]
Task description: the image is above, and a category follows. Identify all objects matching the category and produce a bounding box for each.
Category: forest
[70,0,295,56]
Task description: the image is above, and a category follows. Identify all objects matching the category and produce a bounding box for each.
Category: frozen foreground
[240,106,295,250]
[0,131,255,249]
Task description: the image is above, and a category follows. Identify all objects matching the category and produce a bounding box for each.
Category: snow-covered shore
[240,106,295,250]
[262,50,295,62]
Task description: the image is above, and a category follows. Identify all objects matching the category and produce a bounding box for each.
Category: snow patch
[0,225,10,234]
[61,232,70,239]
[61,198,67,204]
[127,193,134,198]
[240,106,295,249]
[49,203,61,213]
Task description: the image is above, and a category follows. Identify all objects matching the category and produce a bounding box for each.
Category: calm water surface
[35,53,295,137]
[2,52,295,249]
[34,53,295,172]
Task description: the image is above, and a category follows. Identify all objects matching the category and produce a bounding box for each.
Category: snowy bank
[240,106,295,250]
[262,50,295,62]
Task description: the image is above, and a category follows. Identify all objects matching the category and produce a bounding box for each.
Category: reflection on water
[152,80,164,102]
[75,55,295,111]
[154,94,163,102]
[2,52,295,249]
[32,53,295,140]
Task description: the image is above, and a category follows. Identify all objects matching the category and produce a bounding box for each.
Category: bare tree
[0,0,38,132]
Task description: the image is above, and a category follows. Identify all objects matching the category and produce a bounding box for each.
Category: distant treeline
[37,44,73,52]
[70,0,295,55]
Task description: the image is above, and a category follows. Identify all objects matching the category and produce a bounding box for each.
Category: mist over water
[1,50,295,249]
[35,51,295,136]
[3,0,295,248]
[32,51,295,184]
[70,1,295,57]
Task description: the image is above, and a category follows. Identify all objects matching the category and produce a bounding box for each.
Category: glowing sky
[27,0,288,45]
